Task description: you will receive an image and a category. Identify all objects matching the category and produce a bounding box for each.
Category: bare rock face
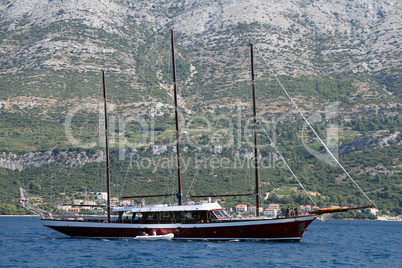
[0,150,105,171]
[0,129,399,171]
[0,1,400,169]
[0,0,400,75]
[340,132,401,154]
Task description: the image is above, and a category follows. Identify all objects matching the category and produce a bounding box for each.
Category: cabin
[113,203,229,224]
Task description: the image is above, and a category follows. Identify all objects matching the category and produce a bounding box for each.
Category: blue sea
[0,217,400,267]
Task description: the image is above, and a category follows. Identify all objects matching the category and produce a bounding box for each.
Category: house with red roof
[236,204,247,213]
[264,208,277,217]
[68,207,80,213]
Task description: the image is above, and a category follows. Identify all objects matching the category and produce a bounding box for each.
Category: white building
[96,192,107,200]
[248,206,263,214]
[264,208,277,217]
[367,207,379,215]
[84,201,97,206]
[73,199,83,205]
[268,204,279,210]
[57,204,70,211]
[236,204,247,213]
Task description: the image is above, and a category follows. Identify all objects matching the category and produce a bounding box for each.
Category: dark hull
[43,216,316,241]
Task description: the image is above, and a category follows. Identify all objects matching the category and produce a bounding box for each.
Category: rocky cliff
[0,150,105,171]
[0,0,400,76]
[1,130,399,171]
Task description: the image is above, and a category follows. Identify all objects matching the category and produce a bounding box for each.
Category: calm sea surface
[0,216,400,267]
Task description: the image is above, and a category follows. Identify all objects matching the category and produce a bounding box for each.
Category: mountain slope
[0,0,400,215]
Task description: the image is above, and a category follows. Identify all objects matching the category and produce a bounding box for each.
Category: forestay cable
[255,46,374,205]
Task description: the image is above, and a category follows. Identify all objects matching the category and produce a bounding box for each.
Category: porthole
[187,231,192,234]
[200,230,204,234]
[266,226,270,230]
[226,229,230,233]
[175,229,179,234]
[239,229,243,232]
[252,228,256,231]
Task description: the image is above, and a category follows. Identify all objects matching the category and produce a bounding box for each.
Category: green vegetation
[0,12,400,219]
[346,115,401,133]
[0,116,400,216]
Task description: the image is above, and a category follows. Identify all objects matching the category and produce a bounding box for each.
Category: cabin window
[173,212,186,220]
[146,213,158,221]
[213,210,228,219]
[191,211,201,219]
[160,212,171,220]
[133,213,142,221]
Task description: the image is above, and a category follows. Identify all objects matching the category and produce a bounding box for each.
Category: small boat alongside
[134,232,174,241]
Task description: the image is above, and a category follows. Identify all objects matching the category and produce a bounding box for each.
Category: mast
[170,29,183,205]
[102,70,111,222]
[250,44,260,216]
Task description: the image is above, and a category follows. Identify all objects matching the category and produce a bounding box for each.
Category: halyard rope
[255,46,374,205]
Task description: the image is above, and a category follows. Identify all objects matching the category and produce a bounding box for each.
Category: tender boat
[134,232,174,241]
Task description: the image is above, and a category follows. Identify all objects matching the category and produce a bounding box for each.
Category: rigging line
[119,161,131,197]
[258,121,317,206]
[186,161,200,196]
[96,155,102,193]
[63,164,73,195]
[255,46,374,205]
[165,134,176,204]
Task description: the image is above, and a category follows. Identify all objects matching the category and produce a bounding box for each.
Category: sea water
[0,216,400,267]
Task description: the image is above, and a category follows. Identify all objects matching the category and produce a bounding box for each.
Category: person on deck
[294,207,299,216]
[286,206,290,217]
